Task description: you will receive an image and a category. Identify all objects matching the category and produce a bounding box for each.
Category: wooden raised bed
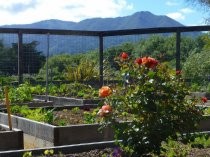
[0,141,116,157]
[0,99,53,109]
[33,95,102,107]
[0,124,23,151]
[0,112,114,148]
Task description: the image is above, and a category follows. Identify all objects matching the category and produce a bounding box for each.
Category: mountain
[1,11,186,54]
[2,11,184,30]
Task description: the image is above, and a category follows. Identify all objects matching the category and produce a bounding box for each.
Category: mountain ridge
[1,11,184,30]
[0,11,186,55]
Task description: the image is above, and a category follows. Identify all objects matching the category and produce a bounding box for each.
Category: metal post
[99,35,104,87]
[18,31,23,84]
[176,31,181,71]
[45,33,50,102]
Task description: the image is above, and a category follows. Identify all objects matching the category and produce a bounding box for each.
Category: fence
[0,25,209,87]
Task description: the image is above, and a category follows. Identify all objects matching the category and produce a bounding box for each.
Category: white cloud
[166,1,179,6]
[166,7,195,21]
[0,0,133,25]
[167,12,185,20]
[180,8,194,14]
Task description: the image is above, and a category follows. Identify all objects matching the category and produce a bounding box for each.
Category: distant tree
[12,41,46,74]
[186,0,210,7]
[0,44,17,75]
[0,41,45,75]
[185,0,210,23]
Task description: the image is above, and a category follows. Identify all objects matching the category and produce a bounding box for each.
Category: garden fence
[0,26,209,89]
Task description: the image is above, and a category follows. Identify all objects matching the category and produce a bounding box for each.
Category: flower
[141,56,158,69]
[120,52,128,60]
[135,57,142,65]
[99,86,112,98]
[176,70,181,75]
[97,104,112,117]
[201,97,208,103]
[112,147,123,157]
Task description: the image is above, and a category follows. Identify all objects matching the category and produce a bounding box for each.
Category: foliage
[38,51,98,81]
[98,53,204,156]
[0,41,45,75]
[186,0,210,9]
[159,138,191,157]
[182,49,210,85]
[83,108,100,124]
[38,53,83,80]
[65,58,99,82]
[104,34,204,78]
[28,82,98,99]
[155,133,210,156]
[23,151,32,157]
[8,82,33,103]
[11,105,54,123]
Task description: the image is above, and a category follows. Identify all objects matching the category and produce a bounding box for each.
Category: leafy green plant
[83,108,99,124]
[56,119,68,126]
[71,107,80,114]
[11,105,54,123]
[23,151,32,157]
[190,134,210,148]
[159,138,191,157]
[9,82,33,103]
[204,107,210,115]
[30,84,45,95]
[65,58,99,82]
[43,149,54,156]
[98,52,204,156]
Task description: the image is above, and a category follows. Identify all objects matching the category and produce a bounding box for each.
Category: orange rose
[99,86,112,98]
[120,52,128,60]
[141,57,158,69]
[97,104,112,117]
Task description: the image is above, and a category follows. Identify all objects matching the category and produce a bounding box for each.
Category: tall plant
[98,52,204,156]
[65,59,99,82]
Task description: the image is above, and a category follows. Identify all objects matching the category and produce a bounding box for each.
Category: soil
[187,148,210,157]
[34,148,118,157]
[31,147,210,157]
[52,107,99,125]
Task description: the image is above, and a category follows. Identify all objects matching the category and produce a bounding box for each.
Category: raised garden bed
[0,110,114,148]
[34,95,102,107]
[0,141,116,157]
[0,124,24,151]
[191,92,210,99]
[0,99,53,109]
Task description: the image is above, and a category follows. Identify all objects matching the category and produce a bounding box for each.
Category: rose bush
[98,52,204,156]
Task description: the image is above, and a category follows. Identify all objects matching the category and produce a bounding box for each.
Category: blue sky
[0,0,208,26]
[125,0,208,26]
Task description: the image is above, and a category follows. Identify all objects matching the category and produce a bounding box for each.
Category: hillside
[1,11,184,30]
[0,11,185,54]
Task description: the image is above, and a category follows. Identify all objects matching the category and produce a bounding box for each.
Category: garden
[0,27,210,156]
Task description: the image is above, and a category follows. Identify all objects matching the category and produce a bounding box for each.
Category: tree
[0,40,45,75]
[186,0,210,7]
[12,41,46,74]
[186,0,210,22]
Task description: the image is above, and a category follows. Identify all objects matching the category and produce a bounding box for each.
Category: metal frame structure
[0,25,209,86]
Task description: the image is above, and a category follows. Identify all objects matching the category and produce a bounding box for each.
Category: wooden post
[4,86,12,131]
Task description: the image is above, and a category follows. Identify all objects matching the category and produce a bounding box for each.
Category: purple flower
[112,147,123,157]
